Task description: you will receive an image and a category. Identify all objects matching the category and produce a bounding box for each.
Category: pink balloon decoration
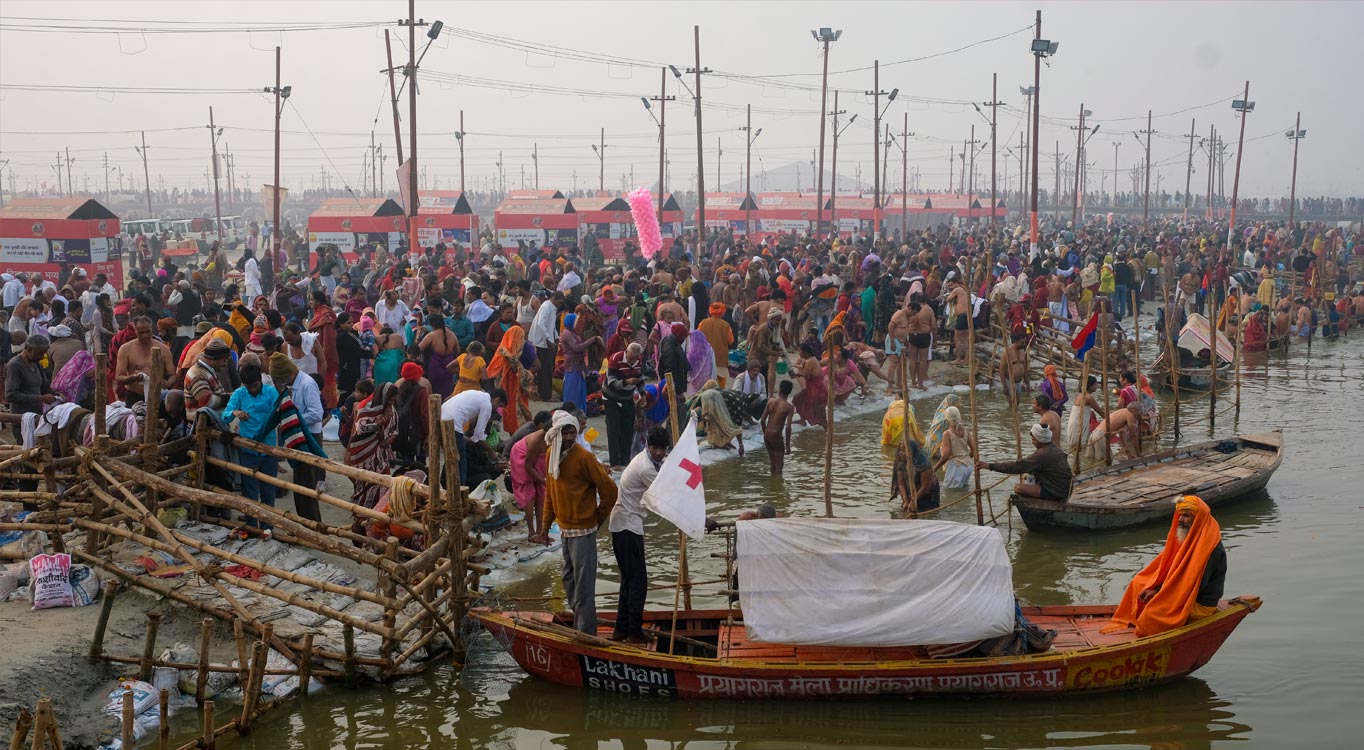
[627,186,663,260]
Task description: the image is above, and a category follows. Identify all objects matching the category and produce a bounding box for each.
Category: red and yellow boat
[473,597,1261,699]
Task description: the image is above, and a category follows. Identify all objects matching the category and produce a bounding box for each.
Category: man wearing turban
[532,409,618,635]
[976,421,1074,502]
[1104,495,1228,636]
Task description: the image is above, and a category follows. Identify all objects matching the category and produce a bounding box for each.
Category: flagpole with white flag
[645,410,708,654]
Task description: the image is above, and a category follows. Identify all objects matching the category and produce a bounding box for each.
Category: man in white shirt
[732,361,767,398]
[528,291,563,401]
[440,387,508,487]
[607,426,671,644]
[79,273,118,324]
[1,273,26,311]
[243,252,261,305]
[373,289,410,333]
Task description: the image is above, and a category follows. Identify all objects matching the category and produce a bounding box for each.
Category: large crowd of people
[0,210,1355,636]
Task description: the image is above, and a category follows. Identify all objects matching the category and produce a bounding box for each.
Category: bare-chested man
[115,315,174,399]
[743,289,786,331]
[1294,299,1314,340]
[946,278,971,365]
[906,297,934,390]
[1033,394,1063,440]
[759,380,796,476]
[655,293,689,328]
[884,301,912,394]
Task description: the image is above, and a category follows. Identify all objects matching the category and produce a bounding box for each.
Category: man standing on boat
[608,426,673,644]
[1104,495,1227,637]
[535,410,619,634]
[976,423,1073,501]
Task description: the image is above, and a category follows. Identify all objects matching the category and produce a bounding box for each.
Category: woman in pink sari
[509,419,548,539]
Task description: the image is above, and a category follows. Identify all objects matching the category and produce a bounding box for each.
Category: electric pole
[457,110,465,192]
[532,142,539,190]
[102,152,111,204]
[740,103,761,236]
[1228,82,1253,242]
[865,60,894,240]
[136,133,152,221]
[64,148,76,196]
[208,106,224,244]
[383,29,404,168]
[1070,104,1088,226]
[591,129,606,193]
[1286,112,1305,225]
[265,45,287,254]
[812,26,842,242]
[1138,110,1154,222]
[901,113,912,241]
[984,73,1003,224]
[687,27,709,245]
[1182,119,1197,221]
[967,126,979,225]
[648,68,674,222]
[829,91,853,236]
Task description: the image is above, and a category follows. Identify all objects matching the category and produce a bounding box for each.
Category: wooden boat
[1012,432,1282,531]
[474,597,1261,699]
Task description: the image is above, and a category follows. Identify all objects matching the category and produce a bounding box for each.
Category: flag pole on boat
[663,374,691,615]
[1099,298,1113,466]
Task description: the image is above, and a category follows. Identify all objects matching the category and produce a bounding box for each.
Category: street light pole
[1028,10,1046,258]
[1071,103,1086,227]
[1141,110,1153,222]
[812,27,841,242]
[985,73,1002,225]
[1228,82,1253,243]
[1286,112,1305,225]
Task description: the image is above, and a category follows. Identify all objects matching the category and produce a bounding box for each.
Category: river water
[232,335,1364,749]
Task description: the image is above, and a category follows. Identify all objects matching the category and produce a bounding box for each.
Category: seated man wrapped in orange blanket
[1104,495,1228,637]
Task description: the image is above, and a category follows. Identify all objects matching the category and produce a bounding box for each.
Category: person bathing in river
[1033,394,1062,445]
[1000,333,1030,401]
[1103,494,1228,637]
[759,380,796,476]
[976,423,1073,501]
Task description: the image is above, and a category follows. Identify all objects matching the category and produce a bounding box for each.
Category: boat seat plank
[718,624,929,662]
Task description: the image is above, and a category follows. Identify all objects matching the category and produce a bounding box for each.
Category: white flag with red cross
[642,415,708,539]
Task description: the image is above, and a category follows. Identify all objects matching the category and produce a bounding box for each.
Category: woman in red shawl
[605,318,634,359]
[307,290,339,409]
[487,324,529,433]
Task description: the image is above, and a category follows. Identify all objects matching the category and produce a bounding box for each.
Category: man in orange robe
[1105,495,1228,637]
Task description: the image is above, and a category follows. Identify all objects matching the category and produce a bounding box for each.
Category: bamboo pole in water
[1234,290,1243,417]
[898,355,917,519]
[1072,359,1090,475]
[1099,303,1113,466]
[1132,289,1142,456]
[1160,266,1182,442]
[1209,283,1219,435]
[824,342,837,518]
[965,259,984,526]
[663,374,691,629]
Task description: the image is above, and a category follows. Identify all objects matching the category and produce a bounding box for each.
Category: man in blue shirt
[225,363,280,531]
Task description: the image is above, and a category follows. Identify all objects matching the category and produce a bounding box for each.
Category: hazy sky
[2,0,1361,200]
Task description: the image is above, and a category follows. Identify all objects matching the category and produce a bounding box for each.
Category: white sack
[736,518,1015,646]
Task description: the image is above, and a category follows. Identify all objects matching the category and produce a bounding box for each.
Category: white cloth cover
[736,518,1015,647]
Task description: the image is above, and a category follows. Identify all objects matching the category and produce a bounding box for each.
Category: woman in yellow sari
[487,325,530,433]
[451,341,487,395]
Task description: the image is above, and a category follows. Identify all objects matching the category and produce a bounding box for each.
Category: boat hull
[1013,433,1282,531]
[475,600,1259,700]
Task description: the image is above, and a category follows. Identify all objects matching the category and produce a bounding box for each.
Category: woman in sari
[488,324,529,434]
[451,341,488,395]
[823,347,868,405]
[372,324,406,386]
[418,313,459,399]
[791,342,827,427]
[924,393,960,459]
[882,398,927,448]
[605,318,634,359]
[52,349,96,407]
[307,291,339,409]
[685,329,715,394]
[346,382,398,524]
[932,406,974,489]
[692,381,744,454]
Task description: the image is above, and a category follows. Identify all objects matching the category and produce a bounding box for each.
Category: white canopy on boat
[736,518,1016,647]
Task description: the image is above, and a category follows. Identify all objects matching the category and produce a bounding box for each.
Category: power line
[0,84,261,95]
[0,17,390,34]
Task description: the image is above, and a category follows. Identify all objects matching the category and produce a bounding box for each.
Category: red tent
[702,192,758,236]
[416,190,479,252]
[574,196,633,260]
[306,198,406,262]
[493,197,577,249]
[752,193,829,241]
[0,198,123,289]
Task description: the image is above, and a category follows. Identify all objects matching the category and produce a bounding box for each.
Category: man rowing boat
[1103,495,1228,637]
